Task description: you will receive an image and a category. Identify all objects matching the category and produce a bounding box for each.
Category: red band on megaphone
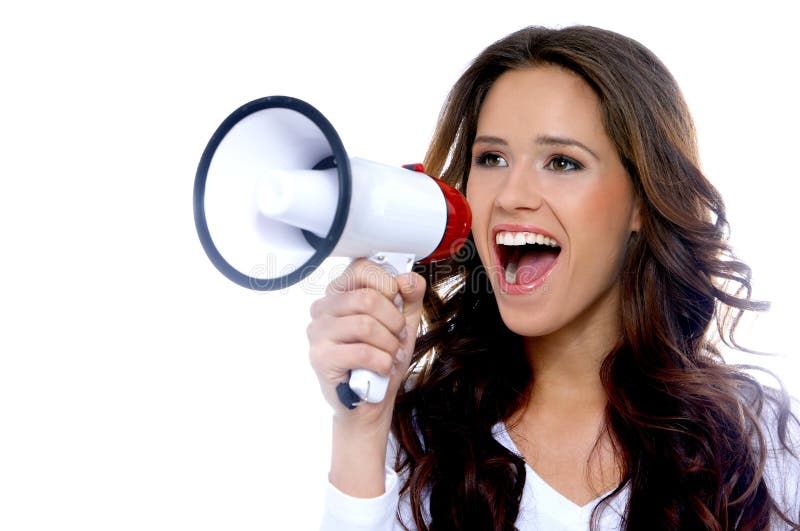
[421,177,472,263]
[402,163,426,173]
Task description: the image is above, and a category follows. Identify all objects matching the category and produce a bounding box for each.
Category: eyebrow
[473,134,599,160]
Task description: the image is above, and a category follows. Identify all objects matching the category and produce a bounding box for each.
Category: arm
[321,463,403,531]
[308,260,425,528]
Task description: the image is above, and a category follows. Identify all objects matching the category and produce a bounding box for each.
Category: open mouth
[494,230,561,288]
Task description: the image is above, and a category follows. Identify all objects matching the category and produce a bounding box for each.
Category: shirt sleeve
[319,467,402,531]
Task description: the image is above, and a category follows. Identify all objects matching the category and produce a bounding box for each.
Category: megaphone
[193,96,471,408]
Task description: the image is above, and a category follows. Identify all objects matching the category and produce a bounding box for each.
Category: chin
[494,304,563,338]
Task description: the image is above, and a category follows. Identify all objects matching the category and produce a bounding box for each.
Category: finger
[397,271,426,304]
[326,259,400,301]
[396,271,427,342]
[306,314,403,357]
[310,342,397,380]
[309,288,406,336]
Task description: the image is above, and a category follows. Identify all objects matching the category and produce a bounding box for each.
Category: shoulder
[755,388,800,456]
[757,390,800,526]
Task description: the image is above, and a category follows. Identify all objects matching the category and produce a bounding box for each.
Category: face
[466,65,640,339]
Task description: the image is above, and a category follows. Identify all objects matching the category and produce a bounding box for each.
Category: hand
[307,258,426,428]
[307,259,426,497]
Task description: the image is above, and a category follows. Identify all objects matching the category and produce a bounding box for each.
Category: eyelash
[546,155,583,172]
[474,152,507,167]
[472,152,584,172]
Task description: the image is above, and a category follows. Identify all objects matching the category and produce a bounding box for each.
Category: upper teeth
[495,231,559,247]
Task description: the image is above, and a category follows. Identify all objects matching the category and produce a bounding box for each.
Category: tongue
[515,248,558,284]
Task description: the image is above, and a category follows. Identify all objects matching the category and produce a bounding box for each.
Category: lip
[491,223,561,295]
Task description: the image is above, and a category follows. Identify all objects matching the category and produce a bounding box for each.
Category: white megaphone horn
[193,96,471,409]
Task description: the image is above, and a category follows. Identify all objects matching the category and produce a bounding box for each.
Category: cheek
[566,177,635,236]
[465,176,487,228]
[558,179,636,280]
[465,174,480,205]
[465,179,493,263]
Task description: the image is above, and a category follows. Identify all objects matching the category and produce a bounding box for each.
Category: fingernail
[396,348,405,363]
[392,293,403,309]
[398,327,408,342]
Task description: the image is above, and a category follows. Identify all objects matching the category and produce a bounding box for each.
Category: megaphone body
[194,96,471,408]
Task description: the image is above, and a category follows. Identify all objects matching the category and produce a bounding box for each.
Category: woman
[308,26,800,530]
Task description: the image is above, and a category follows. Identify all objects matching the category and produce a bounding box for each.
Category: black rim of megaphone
[193,95,352,291]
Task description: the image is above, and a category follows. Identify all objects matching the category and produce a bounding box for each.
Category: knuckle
[308,345,323,367]
[378,275,399,298]
[360,262,396,295]
[355,315,376,338]
[353,344,392,375]
[350,258,373,272]
[377,353,394,375]
[356,289,380,313]
[308,298,324,318]
[327,268,354,295]
[306,319,326,342]
[354,343,374,366]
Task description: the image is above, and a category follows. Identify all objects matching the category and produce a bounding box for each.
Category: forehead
[477,65,605,139]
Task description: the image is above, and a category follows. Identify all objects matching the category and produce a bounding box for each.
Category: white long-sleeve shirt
[321,407,800,530]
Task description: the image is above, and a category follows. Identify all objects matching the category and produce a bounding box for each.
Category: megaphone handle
[336,252,416,410]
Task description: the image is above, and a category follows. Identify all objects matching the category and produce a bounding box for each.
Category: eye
[547,155,583,172]
[474,152,508,168]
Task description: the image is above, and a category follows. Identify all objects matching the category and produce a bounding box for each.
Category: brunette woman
[308,25,800,530]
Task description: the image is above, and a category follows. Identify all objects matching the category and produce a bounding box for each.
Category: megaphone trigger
[368,252,415,280]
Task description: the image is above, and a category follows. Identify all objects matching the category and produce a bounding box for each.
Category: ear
[629,196,642,233]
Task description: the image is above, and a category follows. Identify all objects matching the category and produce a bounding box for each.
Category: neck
[522,284,623,413]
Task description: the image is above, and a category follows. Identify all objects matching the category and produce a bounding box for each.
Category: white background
[1,1,798,529]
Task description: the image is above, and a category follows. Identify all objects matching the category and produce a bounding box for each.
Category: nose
[494,163,544,212]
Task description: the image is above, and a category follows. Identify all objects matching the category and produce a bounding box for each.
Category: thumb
[395,271,426,353]
[397,270,426,304]
[383,271,426,400]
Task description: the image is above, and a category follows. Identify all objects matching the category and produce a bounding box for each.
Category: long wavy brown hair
[391,26,799,530]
